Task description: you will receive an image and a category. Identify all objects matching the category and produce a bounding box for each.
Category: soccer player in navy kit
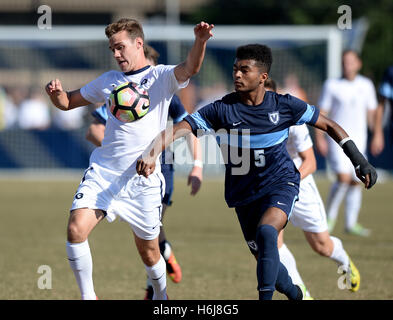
[136,44,377,300]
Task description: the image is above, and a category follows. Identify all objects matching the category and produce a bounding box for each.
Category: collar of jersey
[123,65,151,76]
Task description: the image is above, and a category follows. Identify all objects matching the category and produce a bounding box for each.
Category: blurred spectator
[196,82,228,110]
[52,107,87,130]
[18,86,51,130]
[0,86,18,130]
[282,73,308,102]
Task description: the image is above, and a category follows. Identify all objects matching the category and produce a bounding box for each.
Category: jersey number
[254,149,265,167]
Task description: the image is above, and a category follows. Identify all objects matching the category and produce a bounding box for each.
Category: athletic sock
[256,224,283,300]
[66,240,96,300]
[145,255,167,300]
[345,185,362,230]
[275,262,302,300]
[279,244,307,289]
[329,236,350,272]
[326,182,349,221]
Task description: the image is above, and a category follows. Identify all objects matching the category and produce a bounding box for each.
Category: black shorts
[235,183,299,255]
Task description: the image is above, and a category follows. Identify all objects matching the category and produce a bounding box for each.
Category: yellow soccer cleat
[346,258,361,292]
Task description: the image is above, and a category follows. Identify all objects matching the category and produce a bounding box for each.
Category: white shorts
[71,165,165,240]
[289,174,328,233]
[327,138,366,180]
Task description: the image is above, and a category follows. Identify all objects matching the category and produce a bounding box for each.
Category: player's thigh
[67,208,105,241]
[258,207,287,231]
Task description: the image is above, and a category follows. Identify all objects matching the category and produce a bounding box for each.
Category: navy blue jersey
[184,91,319,208]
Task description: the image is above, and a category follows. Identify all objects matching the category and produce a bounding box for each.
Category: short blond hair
[105,18,144,41]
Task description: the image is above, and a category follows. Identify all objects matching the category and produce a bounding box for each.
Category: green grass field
[0,176,392,300]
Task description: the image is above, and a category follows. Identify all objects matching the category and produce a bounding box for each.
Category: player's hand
[194,21,214,42]
[355,161,378,189]
[136,158,156,178]
[45,79,64,96]
[187,166,203,195]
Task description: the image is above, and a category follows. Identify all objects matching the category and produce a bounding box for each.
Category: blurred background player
[265,78,361,297]
[315,50,379,236]
[370,64,393,156]
[86,44,204,300]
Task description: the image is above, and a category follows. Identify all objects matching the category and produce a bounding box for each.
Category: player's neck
[239,88,266,106]
[344,73,358,81]
[125,57,149,73]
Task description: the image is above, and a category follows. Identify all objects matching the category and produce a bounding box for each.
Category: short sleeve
[184,102,221,137]
[366,79,378,111]
[91,105,108,125]
[289,124,313,153]
[285,94,320,126]
[80,73,109,104]
[155,65,189,96]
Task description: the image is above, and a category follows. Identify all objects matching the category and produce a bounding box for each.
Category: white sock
[66,240,96,300]
[145,255,167,300]
[326,182,349,221]
[329,236,350,272]
[345,185,362,230]
[279,244,306,289]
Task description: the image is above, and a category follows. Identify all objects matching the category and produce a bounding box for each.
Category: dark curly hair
[236,44,272,73]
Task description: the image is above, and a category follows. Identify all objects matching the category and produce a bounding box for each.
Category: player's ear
[135,37,144,50]
[259,72,268,85]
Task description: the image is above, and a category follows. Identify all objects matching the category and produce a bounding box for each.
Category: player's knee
[256,224,278,250]
[67,223,88,243]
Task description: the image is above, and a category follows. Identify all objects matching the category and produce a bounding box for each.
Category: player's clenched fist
[136,158,156,178]
[45,79,63,96]
[194,21,214,42]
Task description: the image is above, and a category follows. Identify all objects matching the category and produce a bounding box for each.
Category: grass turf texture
[0,177,392,300]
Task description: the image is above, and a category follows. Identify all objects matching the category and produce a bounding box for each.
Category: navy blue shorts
[161,163,174,206]
[235,183,299,255]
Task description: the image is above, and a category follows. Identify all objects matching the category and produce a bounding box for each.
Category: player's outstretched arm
[174,22,214,86]
[86,119,105,147]
[312,113,377,189]
[45,78,91,110]
[137,120,193,178]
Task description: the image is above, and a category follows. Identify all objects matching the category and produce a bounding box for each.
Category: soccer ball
[108,82,150,122]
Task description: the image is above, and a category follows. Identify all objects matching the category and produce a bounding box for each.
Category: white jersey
[286,124,313,171]
[318,75,377,150]
[80,65,188,177]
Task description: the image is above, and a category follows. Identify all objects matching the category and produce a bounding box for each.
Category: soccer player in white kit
[264,79,360,297]
[45,18,214,300]
[315,50,379,236]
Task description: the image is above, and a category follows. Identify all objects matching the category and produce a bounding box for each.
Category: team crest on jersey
[268,112,280,125]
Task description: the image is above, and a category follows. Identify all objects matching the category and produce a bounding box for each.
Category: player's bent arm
[45,78,91,110]
[174,22,214,85]
[314,109,329,156]
[86,120,105,147]
[312,113,377,189]
[137,120,193,177]
[297,147,317,180]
